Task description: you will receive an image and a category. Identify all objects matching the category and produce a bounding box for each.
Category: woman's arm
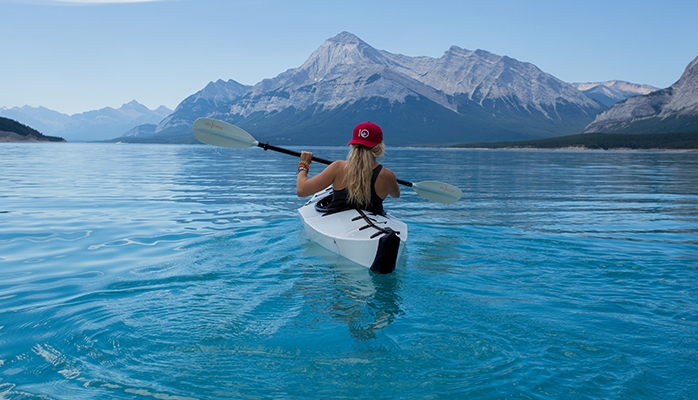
[386,169,400,198]
[377,167,400,199]
[296,151,341,197]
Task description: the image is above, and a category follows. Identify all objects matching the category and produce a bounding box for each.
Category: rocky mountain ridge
[7,32,693,144]
[584,56,698,133]
[153,79,250,140]
[148,32,606,145]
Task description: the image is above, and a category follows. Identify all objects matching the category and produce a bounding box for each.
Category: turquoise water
[1,143,697,399]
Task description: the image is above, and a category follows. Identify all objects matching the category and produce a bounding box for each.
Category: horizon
[1,0,697,115]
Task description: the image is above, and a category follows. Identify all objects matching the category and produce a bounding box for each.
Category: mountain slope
[383,45,605,141]
[584,56,698,133]
[152,79,251,141]
[0,116,65,142]
[386,45,600,116]
[123,32,607,145]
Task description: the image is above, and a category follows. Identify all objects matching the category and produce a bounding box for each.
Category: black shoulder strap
[371,164,383,186]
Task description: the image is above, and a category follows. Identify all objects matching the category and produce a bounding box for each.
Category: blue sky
[2,0,697,115]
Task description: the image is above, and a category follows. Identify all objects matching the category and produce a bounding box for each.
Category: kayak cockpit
[299,187,407,274]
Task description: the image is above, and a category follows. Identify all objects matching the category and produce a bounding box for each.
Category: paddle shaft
[258,141,413,187]
[193,118,459,203]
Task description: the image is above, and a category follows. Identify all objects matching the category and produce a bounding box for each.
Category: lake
[1,143,697,399]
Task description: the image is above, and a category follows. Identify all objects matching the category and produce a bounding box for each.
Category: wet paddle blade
[193,118,258,148]
[412,180,463,204]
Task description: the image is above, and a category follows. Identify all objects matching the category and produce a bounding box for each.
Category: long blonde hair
[345,143,385,208]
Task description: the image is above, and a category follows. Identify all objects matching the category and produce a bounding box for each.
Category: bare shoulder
[331,160,347,169]
[379,165,397,180]
[323,160,345,177]
[377,165,400,198]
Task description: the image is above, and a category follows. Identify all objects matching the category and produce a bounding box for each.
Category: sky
[2,0,697,115]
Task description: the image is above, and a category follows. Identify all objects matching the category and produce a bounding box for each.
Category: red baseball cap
[348,121,383,148]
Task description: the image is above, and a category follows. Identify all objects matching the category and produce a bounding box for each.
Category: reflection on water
[301,242,404,340]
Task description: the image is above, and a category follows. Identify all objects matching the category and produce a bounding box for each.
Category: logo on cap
[349,121,383,148]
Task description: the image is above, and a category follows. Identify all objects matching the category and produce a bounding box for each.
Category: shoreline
[0,131,66,143]
[452,146,698,152]
[2,141,696,153]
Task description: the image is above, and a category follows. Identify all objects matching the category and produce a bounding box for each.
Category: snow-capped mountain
[385,45,602,117]
[584,56,698,134]
[223,32,457,115]
[147,32,606,145]
[0,100,172,142]
[574,81,659,107]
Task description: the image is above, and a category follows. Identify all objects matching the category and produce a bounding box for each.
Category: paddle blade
[411,180,463,204]
[193,118,258,148]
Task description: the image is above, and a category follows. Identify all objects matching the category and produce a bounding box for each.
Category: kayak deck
[298,187,408,273]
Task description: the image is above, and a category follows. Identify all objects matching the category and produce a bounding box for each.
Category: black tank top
[328,164,385,214]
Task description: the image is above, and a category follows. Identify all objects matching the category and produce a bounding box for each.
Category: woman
[296,121,400,214]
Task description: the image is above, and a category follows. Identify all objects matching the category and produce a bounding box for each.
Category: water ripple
[1,145,697,398]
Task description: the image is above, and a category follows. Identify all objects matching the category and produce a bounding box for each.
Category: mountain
[0,101,172,142]
[58,100,172,141]
[0,116,65,142]
[0,106,70,135]
[121,123,157,138]
[129,32,606,145]
[574,81,659,107]
[584,56,698,134]
[150,79,251,142]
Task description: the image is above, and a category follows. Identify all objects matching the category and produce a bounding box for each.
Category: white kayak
[298,187,408,273]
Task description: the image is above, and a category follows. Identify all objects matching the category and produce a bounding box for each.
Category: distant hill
[452,131,698,150]
[0,105,70,134]
[0,100,172,142]
[0,116,65,142]
[118,32,606,146]
[584,56,698,134]
[574,81,659,107]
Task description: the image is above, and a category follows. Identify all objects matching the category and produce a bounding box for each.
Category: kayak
[298,187,408,274]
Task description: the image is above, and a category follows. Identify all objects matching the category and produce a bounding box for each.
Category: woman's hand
[300,151,313,165]
[296,156,341,198]
[298,151,313,174]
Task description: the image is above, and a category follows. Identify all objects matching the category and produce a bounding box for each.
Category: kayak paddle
[192,117,463,204]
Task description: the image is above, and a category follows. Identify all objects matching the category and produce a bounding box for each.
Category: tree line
[0,116,65,142]
[453,131,698,150]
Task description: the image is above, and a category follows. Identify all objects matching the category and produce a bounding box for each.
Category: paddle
[192,117,463,204]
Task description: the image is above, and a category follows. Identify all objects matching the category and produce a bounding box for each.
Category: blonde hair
[345,143,385,208]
